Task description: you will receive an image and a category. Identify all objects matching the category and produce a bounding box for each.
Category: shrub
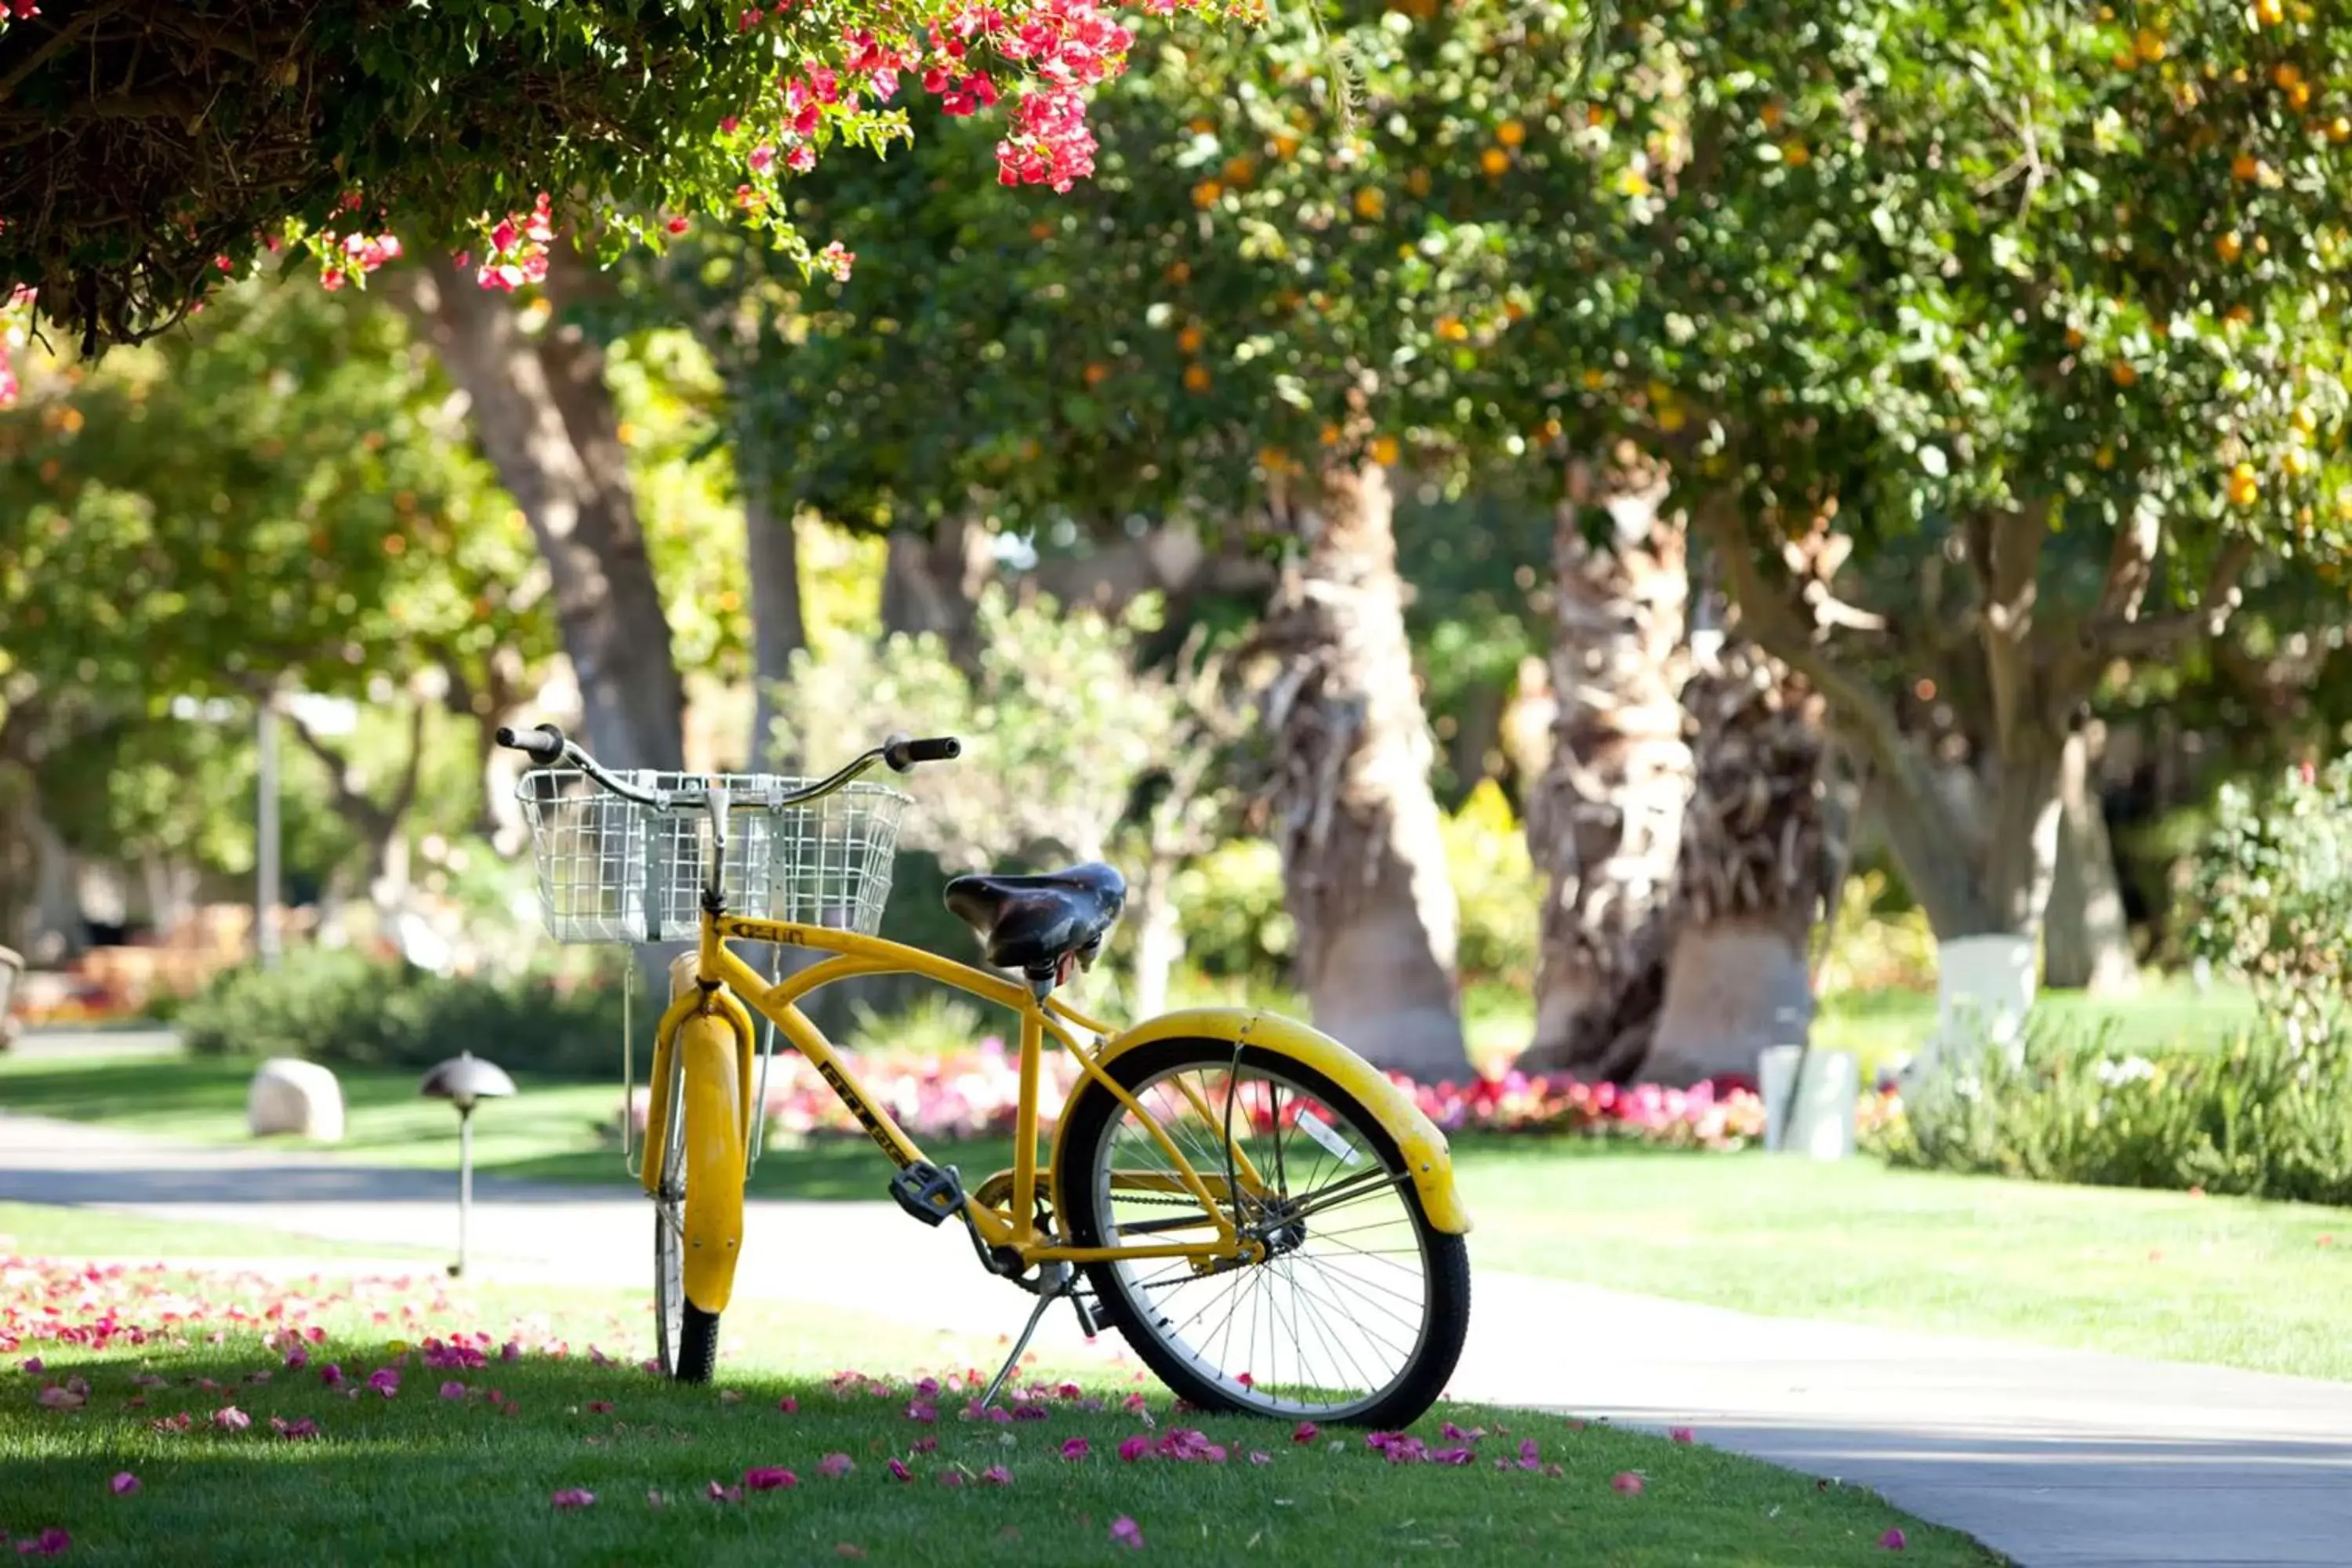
[180,947,629,1080]
[1871,1018,2352,1207]
[1439,780,1541,989]
[2190,757,2352,1038]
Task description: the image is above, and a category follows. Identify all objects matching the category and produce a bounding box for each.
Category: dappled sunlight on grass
[0,1253,1995,1566]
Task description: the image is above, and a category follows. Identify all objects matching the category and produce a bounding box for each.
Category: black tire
[1056,1038,1471,1428]
[674,1303,720,1385]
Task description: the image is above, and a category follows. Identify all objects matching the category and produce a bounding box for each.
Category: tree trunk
[2043,729,2138,994]
[1129,848,1184,1021]
[881,517,994,668]
[1261,462,1469,1082]
[1643,641,1827,1087]
[397,252,684,772]
[745,494,807,769]
[1519,452,1692,1080]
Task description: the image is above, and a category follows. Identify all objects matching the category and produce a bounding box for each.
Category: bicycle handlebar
[495,721,960,811]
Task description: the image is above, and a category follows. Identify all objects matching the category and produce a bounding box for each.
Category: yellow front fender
[1062,1007,1471,1235]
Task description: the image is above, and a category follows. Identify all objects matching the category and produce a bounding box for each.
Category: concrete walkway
[3,1110,2347,1568]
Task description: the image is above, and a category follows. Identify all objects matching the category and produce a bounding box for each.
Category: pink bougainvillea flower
[20,1358,43,1374]
[15,1529,70,1557]
[906,1400,937,1424]
[439,1381,467,1401]
[911,1436,939,1454]
[1117,1435,1151,1464]
[1668,1426,1696,1444]
[1432,1446,1475,1465]
[1110,1515,1145,1550]
[981,1465,1012,1487]
[552,1488,596,1509]
[270,1417,320,1441]
[35,1386,82,1410]
[319,1363,344,1388]
[938,1469,966,1490]
[1516,1439,1542,1472]
[818,1453,854,1479]
[110,1472,140,1496]
[1611,1472,1645,1495]
[587,1401,612,1414]
[1879,1528,1907,1552]
[749,144,777,174]
[887,1458,913,1483]
[1291,1421,1319,1445]
[213,1406,251,1432]
[777,1396,799,1414]
[284,1347,309,1370]
[706,1481,744,1504]
[744,1467,797,1491]
[1248,1450,1272,1465]
[367,1367,400,1399]
[1061,1437,1091,1461]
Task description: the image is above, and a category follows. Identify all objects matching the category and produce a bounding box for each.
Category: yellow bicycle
[503,721,1472,1426]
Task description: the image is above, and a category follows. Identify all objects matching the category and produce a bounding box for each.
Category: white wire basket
[514,770,910,944]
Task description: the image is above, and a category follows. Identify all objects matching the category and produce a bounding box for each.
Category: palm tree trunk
[1644,640,1828,1086]
[1519,454,1692,1080]
[1261,461,1469,1082]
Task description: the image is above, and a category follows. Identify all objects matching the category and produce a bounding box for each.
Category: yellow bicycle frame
[646,909,1471,1316]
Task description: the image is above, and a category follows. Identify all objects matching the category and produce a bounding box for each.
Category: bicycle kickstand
[977,1267,1073,1414]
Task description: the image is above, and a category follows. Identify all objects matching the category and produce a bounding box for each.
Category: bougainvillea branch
[0,0,1252,386]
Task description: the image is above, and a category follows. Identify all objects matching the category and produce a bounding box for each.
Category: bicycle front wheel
[1055,1039,1470,1428]
[651,1017,740,1385]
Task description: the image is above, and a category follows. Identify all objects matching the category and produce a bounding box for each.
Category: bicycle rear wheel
[1055,1039,1470,1428]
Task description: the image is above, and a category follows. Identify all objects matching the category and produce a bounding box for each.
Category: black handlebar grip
[495,723,568,764]
[882,735,962,772]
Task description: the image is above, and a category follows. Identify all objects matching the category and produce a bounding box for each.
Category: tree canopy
[0,0,1244,361]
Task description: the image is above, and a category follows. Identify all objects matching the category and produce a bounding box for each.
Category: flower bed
[622,1040,1767,1152]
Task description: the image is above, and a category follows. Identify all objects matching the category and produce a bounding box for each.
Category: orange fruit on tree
[1354,187,1386,219]
[1272,133,1299,159]
[2256,0,2285,24]
[1406,168,1432,196]
[2231,152,2259,181]
[1581,367,1607,390]
[1320,423,1341,446]
[1165,260,1191,283]
[2227,462,2260,506]
[2065,326,2085,349]
[1177,325,1204,354]
[2216,231,2244,263]
[1436,315,1470,342]
[2094,445,2116,470]
[1585,104,1608,128]
[1223,156,1257,187]
[1183,365,1213,394]
[2287,82,2312,111]
[1480,147,1511,176]
[1497,119,1526,148]
[2328,118,2350,145]
[1759,101,1784,131]
[1370,434,1401,466]
[1192,180,1222,209]
[1083,363,1110,387]
[1783,140,1812,166]
[2272,63,2303,91]
[2133,28,2165,64]
[2111,361,2139,387]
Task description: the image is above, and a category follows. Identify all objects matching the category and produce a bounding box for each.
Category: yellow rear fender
[1058,1007,1470,1236]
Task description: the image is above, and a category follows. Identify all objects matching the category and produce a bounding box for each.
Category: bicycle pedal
[888,1163,965,1228]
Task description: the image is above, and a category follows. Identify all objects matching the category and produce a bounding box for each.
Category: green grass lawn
[1812,975,2259,1081]
[0,1201,434,1262]
[0,1227,1991,1567]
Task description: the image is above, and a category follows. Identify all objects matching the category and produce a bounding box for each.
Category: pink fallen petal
[906,1400,937,1423]
[587,1401,613,1414]
[1669,1426,1695,1444]
[36,1387,82,1410]
[818,1453,854,1479]
[213,1406,251,1432]
[777,1396,800,1414]
[1117,1435,1152,1464]
[439,1381,467,1401]
[912,1437,939,1455]
[1611,1472,1645,1495]
[1248,1451,1272,1466]
[1062,1437,1091,1461]
[744,1467,797,1491]
[1879,1528,1907,1552]
[1291,1421,1319,1445]
[706,1481,744,1504]
[938,1470,966,1490]
[887,1458,913,1483]
[552,1488,597,1509]
[1110,1515,1145,1549]
[16,1529,71,1557]
[981,1465,1012,1487]
[110,1472,140,1496]
[20,1358,43,1374]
